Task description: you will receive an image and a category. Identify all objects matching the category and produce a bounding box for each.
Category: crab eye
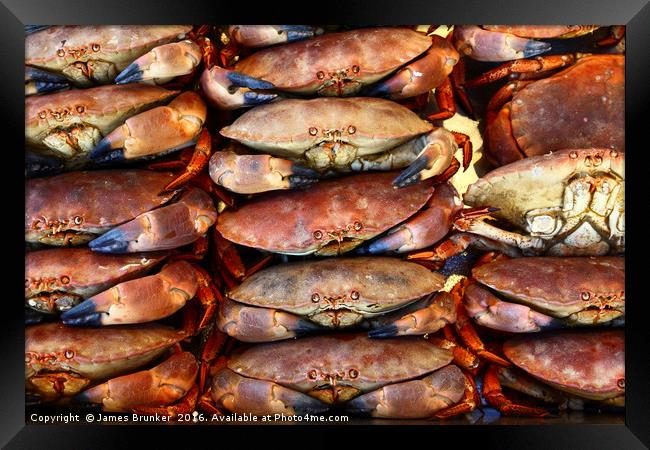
[73,216,83,225]
[91,43,101,52]
[581,292,591,301]
[316,71,325,80]
[64,350,74,359]
[38,110,47,119]
[311,293,320,303]
[313,230,323,240]
[347,125,356,134]
[352,65,360,74]
[308,370,318,380]
[76,105,85,114]
[349,368,359,379]
[617,378,625,389]
[350,290,359,300]
[60,276,70,285]
[353,221,363,231]
[57,49,65,57]
[309,127,318,136]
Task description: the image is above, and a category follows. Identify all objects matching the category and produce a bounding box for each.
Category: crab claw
[209,149,319,194]
[200,66,277,110]
[229,25,323,47]
[74,351,198,412]
[25,66,70,96]
[61,261,199,326]
[393,128,457,188]
[25,151,64,177]
[89,187,217,253]
[91,91,206,164]
[368,292,456,338]
[25,25,51,34]
[359,182,462,253]
[115,41,203,85]
[366,36,459,99]
[454,26,552,62]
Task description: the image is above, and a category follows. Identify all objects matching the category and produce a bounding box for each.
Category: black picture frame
[5,0,649,448]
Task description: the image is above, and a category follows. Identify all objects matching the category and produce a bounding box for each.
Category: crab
[465,54,623,166]
[482,330,625,416]
[210,97,471,193]
[463,255,625,334]
[25,84,207,172]
[216,256,454,342]
[25,322,188,403]
[25,25,200,88]
[25,247,169,315]
[458,148,624,256]
[201,27,461,114]
[205,334,478,419]
[216,172,483,256]
[26,170,217,252]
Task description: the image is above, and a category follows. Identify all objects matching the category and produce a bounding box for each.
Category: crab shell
[216,171,434,255]
[503,330,624,400]
[26,84,179,155]
[212,334,462,409]
[226,257,446,328]
[25,322,186,398]
[488,55,624,164]
[220,96,432,160]
[26,25,192,85]
[464,148,624,232]
[25,170,177,245]
[482,25,599,38]
[469,256,624,322]
[233,28,453,96]
[25,247,169,313]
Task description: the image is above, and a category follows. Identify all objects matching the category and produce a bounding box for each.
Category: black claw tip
[90,138,124,163]
[290,164,319,178]
[523,40,552,58]
[288,176,318,189]
[89,229,130,254]
[115,62,144,84]
[242,91,277,106]
[228,71,274,90]
[392,157,429,188]
[60,300,104,326]
[368,324,399,338]
[294,321,321,337]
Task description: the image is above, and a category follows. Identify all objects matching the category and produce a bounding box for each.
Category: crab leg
[212,368,329,416]
[89,187,217,253]
[200,66,277,110]
[346,365,466,419]
[367,292,456,338]
[74,351,198,412]
[228,25,323,48]
[434,371,480,419]
[454,215,545,254]
[454,26,552,62]
[209,149,319,194]
[115,40,203,85]
[216,298,321,342]
[90,91,206,163]
[358,182,462,254]
[465,54,578,88]
[392,128,460,188]
[482,365,551,417]
[163,128,213,192]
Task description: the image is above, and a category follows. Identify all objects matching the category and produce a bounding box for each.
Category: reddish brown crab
[205,334,478,419]
[26,170,217,252]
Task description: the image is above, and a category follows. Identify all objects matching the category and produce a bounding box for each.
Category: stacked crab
[24,24,625,422]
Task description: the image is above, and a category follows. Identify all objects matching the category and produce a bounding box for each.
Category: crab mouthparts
[309,384,361,404]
